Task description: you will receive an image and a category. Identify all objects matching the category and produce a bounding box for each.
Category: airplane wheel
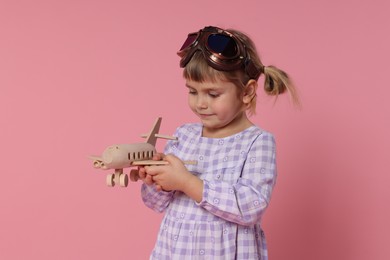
[106,174,115,187]
[130,169,139,182]
[114,172,121,184]
[120,174,129,187]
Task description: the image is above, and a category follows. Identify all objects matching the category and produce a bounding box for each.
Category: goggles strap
[244,56,263,80]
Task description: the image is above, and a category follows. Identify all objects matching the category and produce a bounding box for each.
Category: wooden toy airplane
[90,117,192,187]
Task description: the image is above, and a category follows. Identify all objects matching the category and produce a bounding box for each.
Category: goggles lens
[179,33,198,52]
[207,34,238,58]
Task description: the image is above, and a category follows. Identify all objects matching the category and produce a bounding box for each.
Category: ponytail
[263,65,300,107]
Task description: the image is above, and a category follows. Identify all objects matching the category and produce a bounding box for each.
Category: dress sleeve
[140,128,179,213]
[141,184,175,213]
[197,132,277,226]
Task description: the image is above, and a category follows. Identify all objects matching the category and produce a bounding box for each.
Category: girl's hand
[145,154,189,191]
[145,154,203,202]
[138,166,154,185]
[138,153,165,188]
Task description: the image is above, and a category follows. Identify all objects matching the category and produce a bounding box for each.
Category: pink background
[1,0,389,259]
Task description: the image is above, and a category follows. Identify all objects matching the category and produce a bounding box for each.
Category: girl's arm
[197,132,277,226]
[145,131,276,225]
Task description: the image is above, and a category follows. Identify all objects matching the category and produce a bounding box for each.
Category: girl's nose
[196,96,208,109]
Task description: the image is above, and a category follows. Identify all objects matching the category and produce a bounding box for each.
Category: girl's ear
[242,79,258,105]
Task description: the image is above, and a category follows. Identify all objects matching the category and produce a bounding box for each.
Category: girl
[138,26,299,259]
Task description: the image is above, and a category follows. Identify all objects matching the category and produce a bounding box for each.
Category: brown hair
[182,27,300,115]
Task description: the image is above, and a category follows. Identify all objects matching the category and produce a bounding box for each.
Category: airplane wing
[140,133,178,140]
[89,155,102,161]
[132,160,198,166]
[131,160,169,166]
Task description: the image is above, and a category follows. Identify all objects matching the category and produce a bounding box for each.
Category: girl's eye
[188,90,197,95]
[209,92,220,98]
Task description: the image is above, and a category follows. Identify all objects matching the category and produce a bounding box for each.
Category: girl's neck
[202,112,253,138]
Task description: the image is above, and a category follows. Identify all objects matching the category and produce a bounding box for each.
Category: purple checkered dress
[141,123,277,259]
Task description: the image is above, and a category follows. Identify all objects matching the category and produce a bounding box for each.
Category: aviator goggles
[177,26,262,80]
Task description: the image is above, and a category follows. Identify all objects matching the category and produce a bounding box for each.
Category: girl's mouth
[198,113,213,118]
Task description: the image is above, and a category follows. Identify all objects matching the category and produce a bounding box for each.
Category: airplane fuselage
[100,143,156,169]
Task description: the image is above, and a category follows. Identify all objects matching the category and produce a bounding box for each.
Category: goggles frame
[177,26,262,80]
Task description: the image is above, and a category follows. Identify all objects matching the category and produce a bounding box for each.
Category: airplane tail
[144,117,162,146]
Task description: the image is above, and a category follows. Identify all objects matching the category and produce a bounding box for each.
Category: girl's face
[186,78,252,138]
